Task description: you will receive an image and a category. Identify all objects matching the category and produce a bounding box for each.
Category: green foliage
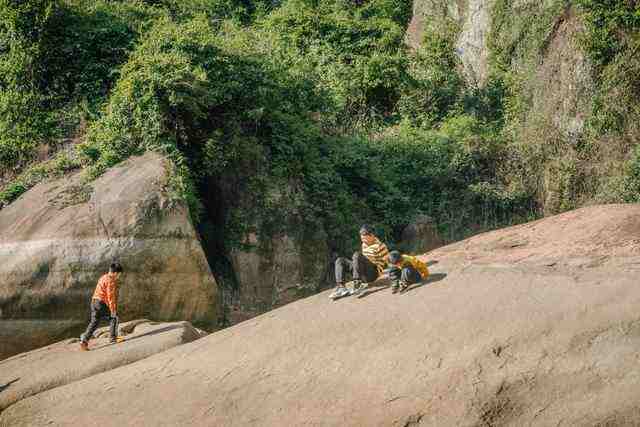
[0,150,81,208]
[261,0,411,129]
[398,27,463,128]
[587,39,640,135]
[0,0,56,40]
[575,0,640,136]
[489,0,569,73]
[144,0,279,23]
[0,0,58,79]
[0,0,161,172]
[0,0,536,254]
[574,1,640,203]
[0,0,58,162]
[355,0,412,27]
[81,15,333,231]
[622,145,640,202]
[328,115,531,242]
[44,1,162,109]
[0,89,54,168]
[576,0,640,67]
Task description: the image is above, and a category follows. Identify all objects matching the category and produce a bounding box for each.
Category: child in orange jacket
[80,262,123,350]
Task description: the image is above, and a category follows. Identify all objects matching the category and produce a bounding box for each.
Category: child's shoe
[399,281,409,293]
[391,280,400,294]
[329,286,349,300]
[353,281,369,297]
[80,341,89,351]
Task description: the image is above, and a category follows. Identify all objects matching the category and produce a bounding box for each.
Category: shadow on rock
[0,378,20,394]
[356,284,391,299]
[402,273,447,294]
[92,325,186,350]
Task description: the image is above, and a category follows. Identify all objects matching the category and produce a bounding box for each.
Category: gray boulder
[0,153,218,359]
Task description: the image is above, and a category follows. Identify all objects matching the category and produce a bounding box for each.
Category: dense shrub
[397,28,464,129]
[0,0,161,172]
[0,0,60,169]
[576,0,640,67]
[261,0,411,129]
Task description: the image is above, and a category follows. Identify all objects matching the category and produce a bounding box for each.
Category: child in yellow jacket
[385,250,429,294]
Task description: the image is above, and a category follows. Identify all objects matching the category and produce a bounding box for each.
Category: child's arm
[107,278,118,316]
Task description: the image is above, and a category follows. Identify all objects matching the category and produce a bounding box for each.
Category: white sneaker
[329,286,349,300]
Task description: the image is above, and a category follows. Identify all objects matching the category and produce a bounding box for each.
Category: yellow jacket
[399,255,429,279]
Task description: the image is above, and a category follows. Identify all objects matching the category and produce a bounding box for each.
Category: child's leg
[400,266,422,289]
[109,315,119,342]
[331,257,353,299]
[387,266,402,293]
[353,252,378,284]
[334,257,354,287]
[81,300,102,343]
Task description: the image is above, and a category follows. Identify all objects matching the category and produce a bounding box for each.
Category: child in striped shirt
[331,225,390,299]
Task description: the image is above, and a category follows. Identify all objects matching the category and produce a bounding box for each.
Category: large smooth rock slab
[0,319,206,413]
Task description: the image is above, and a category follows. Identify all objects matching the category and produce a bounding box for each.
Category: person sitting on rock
[80,262,123,351]
[385,250,429,294]
[331,225,390,299]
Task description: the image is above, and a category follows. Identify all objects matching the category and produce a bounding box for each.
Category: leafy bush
[261,0,411,129]
[0,0,161,173]
[621,145,640,203]
[143,0,279,23]
[0,149,81,208]
[576,0,640,67]
[397,28,464,129]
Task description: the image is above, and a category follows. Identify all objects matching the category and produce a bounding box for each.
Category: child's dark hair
[109,262,123,273]
[388,250,402,264]
[359,224,374,235]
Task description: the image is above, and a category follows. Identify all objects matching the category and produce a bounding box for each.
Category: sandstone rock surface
[0,153,218,359]
[0,320,206,414]
[2,205,640,426]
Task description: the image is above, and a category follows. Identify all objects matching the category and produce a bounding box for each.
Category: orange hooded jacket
[92,272,119,314]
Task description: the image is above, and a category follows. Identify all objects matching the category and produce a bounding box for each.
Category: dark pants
[388,264,423,286]
[81,299,117,343]
[335,252,379,285]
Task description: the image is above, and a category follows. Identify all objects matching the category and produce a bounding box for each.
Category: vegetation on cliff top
[3,0,639,254]
[0,0,532,251]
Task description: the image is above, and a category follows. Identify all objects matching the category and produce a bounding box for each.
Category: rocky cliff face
[407,0,487,83]
[408,0,600,214]
[229,230,331,324]
[0,153,219,359]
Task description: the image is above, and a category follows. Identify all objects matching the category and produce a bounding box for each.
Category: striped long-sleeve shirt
[362,237,390,273]
[92,272,119,314]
